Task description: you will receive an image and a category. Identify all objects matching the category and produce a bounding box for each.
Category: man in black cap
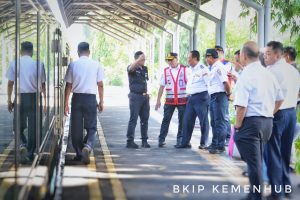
[6,41,46,163]
[155,52,187,147]
[64,42,105,164]
[215,45,233,146]
[205,49,231,154]
[126,51,150,148]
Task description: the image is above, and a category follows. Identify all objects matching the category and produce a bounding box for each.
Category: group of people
[126,41,299,200]
[7,40,299,200]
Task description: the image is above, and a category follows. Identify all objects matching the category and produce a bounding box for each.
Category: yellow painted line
[87,156,102,200]
[97,118,127,200]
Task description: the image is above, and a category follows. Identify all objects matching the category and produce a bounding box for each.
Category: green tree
[240,0,300,61]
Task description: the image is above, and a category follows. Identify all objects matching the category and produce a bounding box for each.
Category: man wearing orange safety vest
[155,53,187,147]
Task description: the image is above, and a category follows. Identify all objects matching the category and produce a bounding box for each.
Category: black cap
[165,52,178,60]
[21,41,33,52]
[205,49,219,59]
[215,45,224,52]
[78,42,89,52]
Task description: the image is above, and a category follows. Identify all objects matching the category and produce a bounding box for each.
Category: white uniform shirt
[234,61,284,117]
[208,60,228,94]
[160,65,180,86]
[64,56,105,95]
[267,59,300,110]
[186,62,209,94]
[6,55,46,93]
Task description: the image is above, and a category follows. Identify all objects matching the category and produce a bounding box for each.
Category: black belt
[131,92,148,96]
[188,91,208,97]
[211,92,226,96]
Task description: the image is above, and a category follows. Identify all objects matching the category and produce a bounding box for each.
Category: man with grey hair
[234,41,283,200]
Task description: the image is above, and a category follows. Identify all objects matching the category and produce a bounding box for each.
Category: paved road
[61,86,300,200]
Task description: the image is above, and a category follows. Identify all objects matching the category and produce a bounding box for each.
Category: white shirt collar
[169,64,180,70]
[269,58,286,68]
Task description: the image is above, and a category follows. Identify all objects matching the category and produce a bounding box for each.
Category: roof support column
[150,36,155,82]
[220,0,228,50]
[215,21,221,46]
[174,10,181,54]
[192,0,201,50]
[1,34,7,90]
[264,0,271,45]
[159,32,166,72]
[239,0,265,48]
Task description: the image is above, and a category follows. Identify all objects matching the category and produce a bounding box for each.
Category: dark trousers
[225,100,231,140]
[181,91,209,146]
[210,92,228,148]
[158,104,186,145]
[235,117,273,200]
[71,93,97,157]
[126,93,150,142]
[14,93,42,159]
[266,108,296,197]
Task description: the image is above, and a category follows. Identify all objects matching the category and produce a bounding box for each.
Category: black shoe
[158,142,166,148]
[82,147,90,164]
[141,141,151,148]
[198,144,207,149]
[126,141,139,149]
[217,147,226,153]
[20,146,28,164]
[73,155,82,161]
[242,171,248,177]
[175,144,191,148]
[204,144,216,150]
[210,147,226,154]
[209,147,221,154]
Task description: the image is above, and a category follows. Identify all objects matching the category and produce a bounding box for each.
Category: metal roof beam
[100,0,168,33]
[128,0,191,30]
[87,15,135,40]
[168,0,219,23]
[92,11,143,37]
[89,3,152,35]
[76,21,129,42]
[75,20,132,41]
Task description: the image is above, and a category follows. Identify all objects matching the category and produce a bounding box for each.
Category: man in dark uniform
[126,51,150,148]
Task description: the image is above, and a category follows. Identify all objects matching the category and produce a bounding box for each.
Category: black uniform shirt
[127,65,148,94]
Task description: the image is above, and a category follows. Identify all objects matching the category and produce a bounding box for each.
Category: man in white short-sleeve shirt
[264,41,300,199]
[205,48,231,154]
[233,41,283,200]
[64,42,104,164]
[6,41,46,163]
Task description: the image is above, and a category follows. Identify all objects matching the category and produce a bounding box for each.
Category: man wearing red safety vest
[155,53,187,147]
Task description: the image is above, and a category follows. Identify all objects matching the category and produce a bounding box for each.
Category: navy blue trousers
[266,108,296,197]
[71,93,97,157]
[181,91,209,146]
[14,93,42,159]
[210,92,228,148]
[158,104,186,145]
[235,117,273,200]
[126,93,150,142]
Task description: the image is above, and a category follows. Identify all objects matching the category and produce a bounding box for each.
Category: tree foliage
[240,0,300,58]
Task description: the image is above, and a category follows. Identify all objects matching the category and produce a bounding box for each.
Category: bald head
[242,41,259,60]
[240,41,260,66]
